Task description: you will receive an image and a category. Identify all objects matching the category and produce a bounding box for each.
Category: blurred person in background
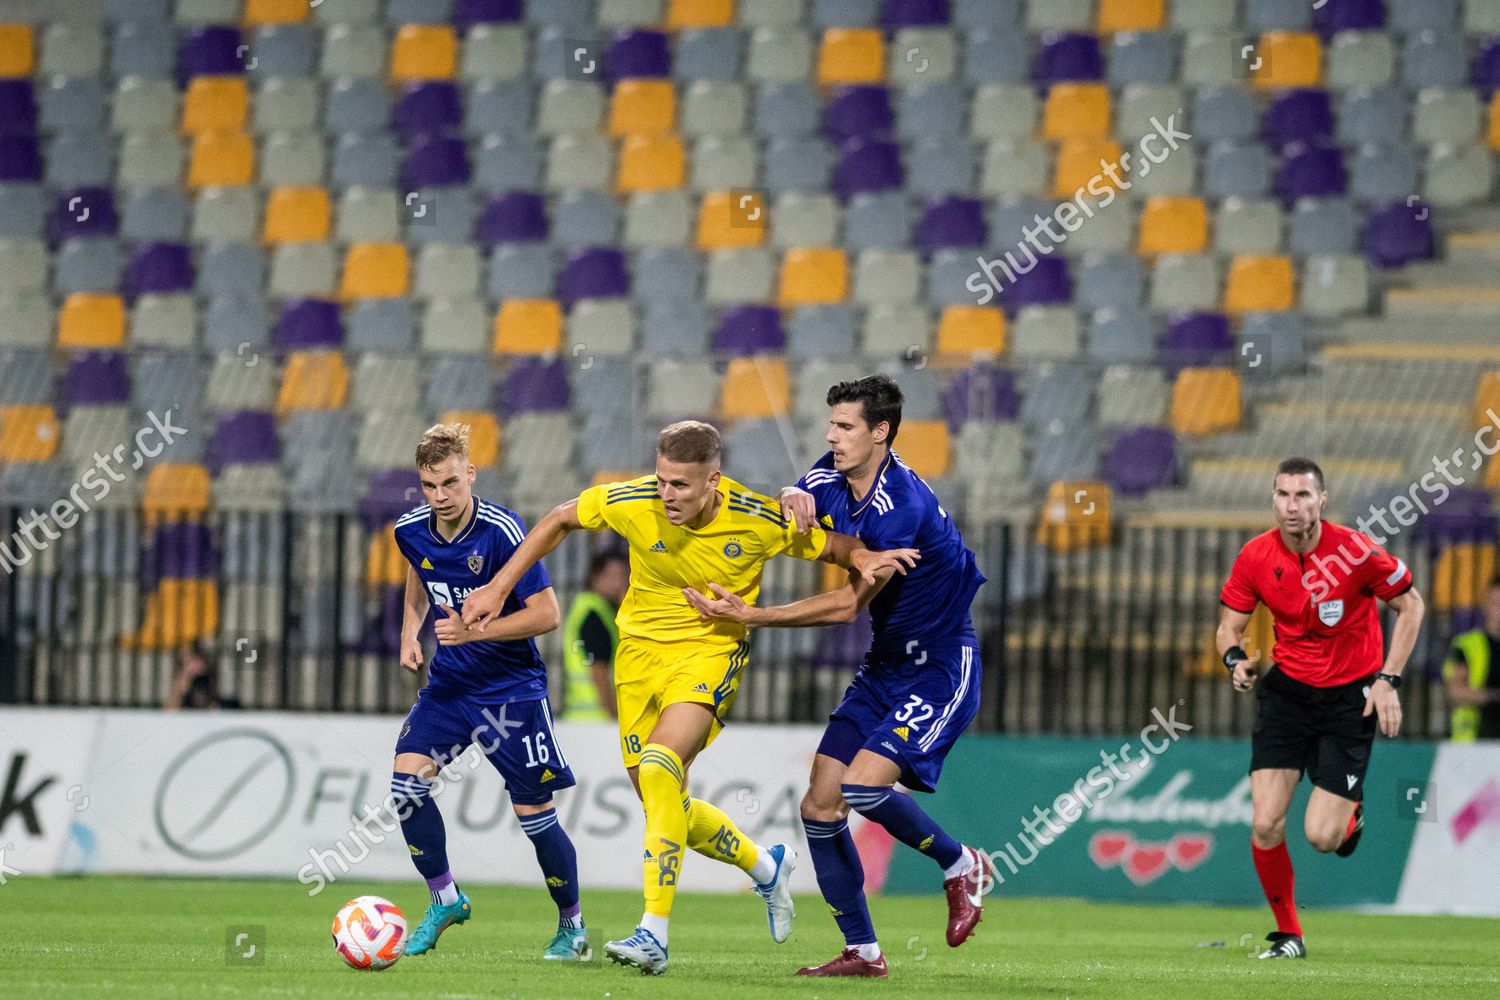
[562,550,628,721]
[1443,575,1500,741]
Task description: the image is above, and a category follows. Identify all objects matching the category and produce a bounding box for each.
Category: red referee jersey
[1220,520,1414,687]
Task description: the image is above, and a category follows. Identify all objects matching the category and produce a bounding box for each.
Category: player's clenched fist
[434,604,472,645]
[779,486,818,534]
[399,635,423,672]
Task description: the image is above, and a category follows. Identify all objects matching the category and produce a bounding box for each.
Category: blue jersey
[393,496,552,703]
[796,450,985,655]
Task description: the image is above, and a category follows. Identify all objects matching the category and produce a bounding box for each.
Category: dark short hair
[657,420,722,465]
[587,550,627,583]
[1276,457,1325,493]
[1490,574,1500,591]
[827,375,904,444]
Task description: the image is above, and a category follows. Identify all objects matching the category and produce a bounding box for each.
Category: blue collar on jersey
[427,494,479,546]
[847,450,895,518]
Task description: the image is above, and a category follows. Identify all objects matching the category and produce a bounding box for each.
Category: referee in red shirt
[1216,458,1425,960]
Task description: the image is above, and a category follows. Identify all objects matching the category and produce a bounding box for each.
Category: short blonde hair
[657,420,721,465]
[416,422,470,468]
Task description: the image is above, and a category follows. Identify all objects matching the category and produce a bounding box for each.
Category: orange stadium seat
[617,135,686,192]
[0,24,33,77]
[1138,197,1210,256]
[1054,138,1124,199]
[182,77,249,133]
[1489,92,1500,152]
[896,421,951,479]
[1043,83,1112,141]
[818,29,885,86]
[364,529,406,588]
[243,0,311,25]
[1036,480,1113,551]
[720,357,790,419]
[609,80,677,136]
[697,191,766,249]
[1430,543,1497,611]
[142,463,214,521]
[1252,32,1323,89]
[262,186,331,244]
[0,404,59,462]
[1473,371,1500,435]
[440,411,502,467]
[277,351,349,414]
[1487,452,1500,495]
[58,293,126,348]
[1170,367,1243,435]
[125,579,219,650]
[390,25,457,81]
[778,248,848,306]
[340,242,410,299]
[667,0,735,29]
[188,130,256,188]
[936,306,1006,357]
[1098,0,1164,32]
[493,299,563,354]
[1224,255,1295,312]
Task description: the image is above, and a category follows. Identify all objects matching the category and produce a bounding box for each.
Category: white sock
[432,882,460,906]
[559,912,585,930]
[640,912,669,945]
[942,847,974,881]
[748,844,778,885]
[856,942,882,961]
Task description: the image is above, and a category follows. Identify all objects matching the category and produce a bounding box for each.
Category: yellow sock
[681,793,761,876]
[638,744,688,918]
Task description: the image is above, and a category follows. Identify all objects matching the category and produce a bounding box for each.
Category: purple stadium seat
[122,242,194,299]
[1263,89,1335,150]
[814,608,873,671]
[177,25,245,82]
[400,135,471,189]
[275,299,343,350]
[362,468,423,531]
[943,363,1019,426]
[823,86,894,141]
[917,196,987,251]
[62,351,131,407]
[1475,37,1500,91]
[1000,254,1071,309]
[1363,201,1435,268]
[477,190,548,245]
[1275,142,1347,203]
[608,29,672,80]
[0,135,42,182]
[392,82,464,136]
[556,246,629,305]
[1311,0,1387,37]
[49,188,118,243]
[1161,311,1234,369]
[1035,32,1104,84]
[1420,488,1498,543]
[882,0,951,28]
[833,138,904,198]
[209,410,279,472]
[1106,427,1178,496]
[141,522,220,589]
[503,356,572,415]
[0,80,36,135]
[453,0,523,26]
[714,305,786,355]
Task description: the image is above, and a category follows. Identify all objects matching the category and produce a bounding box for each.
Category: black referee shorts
[1250,666,1378,802]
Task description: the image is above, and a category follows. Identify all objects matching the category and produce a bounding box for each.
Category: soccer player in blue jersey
[684,375,995,979]
[390,423,590,961]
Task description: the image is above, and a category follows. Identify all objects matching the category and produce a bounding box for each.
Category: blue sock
[802,816,876,947]
[842,783,964,870]
[518,807,582,922]
[392,773,452,894]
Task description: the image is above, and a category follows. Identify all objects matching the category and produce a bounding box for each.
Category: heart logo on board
[1168,833,1213,871]
[1087,831,1132,868]
[1123,845,1172,885]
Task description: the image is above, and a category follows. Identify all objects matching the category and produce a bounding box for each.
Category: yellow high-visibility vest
[562,592,616,721]
[1444,629,1492,742]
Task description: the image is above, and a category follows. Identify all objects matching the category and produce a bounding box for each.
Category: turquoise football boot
[405,892,472,955]
[543,923,592,961]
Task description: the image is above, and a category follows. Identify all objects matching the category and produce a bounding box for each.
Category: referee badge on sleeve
[1317,599,1344,626]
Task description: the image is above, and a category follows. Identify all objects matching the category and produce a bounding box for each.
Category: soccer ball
[332,895,407,971]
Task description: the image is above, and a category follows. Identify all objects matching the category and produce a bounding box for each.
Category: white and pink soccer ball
[332,895,408,971]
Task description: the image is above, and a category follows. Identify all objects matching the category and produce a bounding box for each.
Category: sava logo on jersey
[425,581,481,606]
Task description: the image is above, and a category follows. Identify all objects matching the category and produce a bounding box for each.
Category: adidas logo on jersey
[420,557,433,569]
[893,726,909,741]
[650,540,668,552]
[540,768,556,782]
[692,682,709,693]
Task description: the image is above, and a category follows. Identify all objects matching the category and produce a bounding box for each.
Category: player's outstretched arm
[1216,604,1260,692]
[461,499,586,627]
[1364,586,1425,737]
[818,530,920,585]
[400,563,428,673]
[435,588,561,646]
[685,563,895,628]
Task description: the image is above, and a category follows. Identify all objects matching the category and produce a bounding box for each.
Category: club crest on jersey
[1317,599,1345,626]
[467,553,484,574]
[723,540,743,558]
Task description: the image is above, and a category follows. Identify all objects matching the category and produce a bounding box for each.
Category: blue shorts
[395,687,576,806]
[817,639,981,793]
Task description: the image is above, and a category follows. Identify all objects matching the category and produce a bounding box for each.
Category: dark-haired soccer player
[686,375,993,979]
[391,423,590,961]
[1217,458,1424,959]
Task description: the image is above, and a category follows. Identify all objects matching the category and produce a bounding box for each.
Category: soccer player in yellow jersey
[459,420,917,975]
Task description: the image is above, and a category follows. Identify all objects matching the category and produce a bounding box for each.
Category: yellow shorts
[614,636,749,768]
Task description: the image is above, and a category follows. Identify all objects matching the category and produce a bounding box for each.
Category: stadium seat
[1053,138,1123,198]
[610,79,676,135]
[616,134,686,191]
[698,190,767,249]
[276,350,349,413]
[1299,255,1369,317]
[818,29,885,85]
[57,293,126,348]
[705,247,775,303]
[1430,544,1497,611]
[421,297,488,353]
[390,26,457,81]
[493,299,563,354]
[1251,32,1323,89]
[1098,366,1168,427]
[340,242,410,299]
[1224,255,1296,312]
[936,306,1005,358]
[182,77,249,133]
[188,130,255,187]
[261,186,330,243]
[1170,367,1242,435]
[1035,480,1112,551]
[778,248,849,305]
[0,403,58,462]
[1137,197,1210,255]
[1473,372,1500,436]
[852,250,920,305]
[1042,83,1111,140]
[720,356,791,419]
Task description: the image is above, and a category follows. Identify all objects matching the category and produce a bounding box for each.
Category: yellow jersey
[575,474,828,648]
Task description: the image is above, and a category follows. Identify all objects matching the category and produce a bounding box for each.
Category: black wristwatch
[1376,673,1402,689]
[1223,646,1248,672]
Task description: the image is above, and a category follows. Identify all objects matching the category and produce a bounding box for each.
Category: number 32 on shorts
[895,694,933,730]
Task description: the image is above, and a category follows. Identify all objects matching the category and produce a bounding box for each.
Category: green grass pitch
[2,877,1497,999]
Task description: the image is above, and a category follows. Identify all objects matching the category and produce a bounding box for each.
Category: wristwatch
[1376,672,1402,689]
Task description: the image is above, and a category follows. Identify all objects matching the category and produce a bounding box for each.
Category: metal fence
[0,505,1484,740]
